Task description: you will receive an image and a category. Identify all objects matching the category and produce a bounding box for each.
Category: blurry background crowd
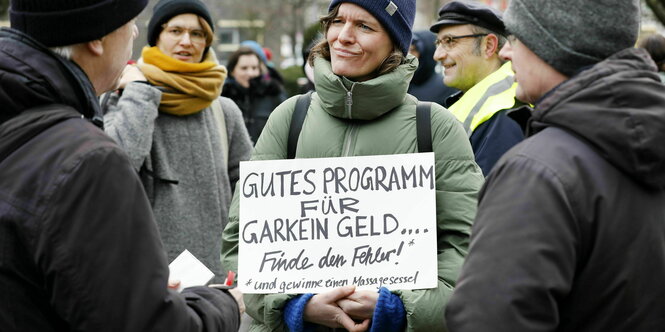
[3,0,664,97]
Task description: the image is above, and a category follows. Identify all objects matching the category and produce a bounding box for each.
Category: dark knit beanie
[147,0,213,47]
[504,0,640,76]
[9,0,148,47]
[328,0,416,55]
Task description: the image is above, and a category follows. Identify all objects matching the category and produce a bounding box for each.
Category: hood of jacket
[313,54,417,121]
[411,30,438,85]
[0,28,101,126]
[530,47,665,188]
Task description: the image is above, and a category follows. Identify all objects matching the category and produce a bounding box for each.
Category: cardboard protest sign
[237,153,437,294]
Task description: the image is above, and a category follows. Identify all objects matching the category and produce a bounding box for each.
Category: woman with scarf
[221,0,483,331]
[102,0,252,284]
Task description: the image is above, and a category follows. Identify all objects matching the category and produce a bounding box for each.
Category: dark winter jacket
[466,106,526,176]
[222,75,287,142]
[408,30,458,106]
[446,48,665,331]
[0,27,240,332]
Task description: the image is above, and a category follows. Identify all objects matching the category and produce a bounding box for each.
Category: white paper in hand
[168,249,215,292]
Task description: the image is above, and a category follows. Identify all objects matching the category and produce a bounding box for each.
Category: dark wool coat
[0,27,239,332]
[446,48,665,332]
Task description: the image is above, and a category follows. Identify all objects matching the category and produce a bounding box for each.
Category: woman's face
[232,54,261,88]
[327,3,393,81]
[157,13,207,63]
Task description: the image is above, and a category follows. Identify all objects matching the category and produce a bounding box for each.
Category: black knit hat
[9,0,148,47]
[147,0,213,47]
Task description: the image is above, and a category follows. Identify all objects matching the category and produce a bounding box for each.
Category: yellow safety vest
[449,62,518,136]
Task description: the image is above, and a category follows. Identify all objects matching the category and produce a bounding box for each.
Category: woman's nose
[337,23,355,44]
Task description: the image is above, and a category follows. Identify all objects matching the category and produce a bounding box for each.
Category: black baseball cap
[429,0,506,36]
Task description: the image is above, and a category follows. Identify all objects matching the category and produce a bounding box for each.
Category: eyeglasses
[161,24,207,44]
[434,33,488,51]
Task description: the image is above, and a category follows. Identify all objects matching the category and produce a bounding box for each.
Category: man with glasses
[446,0,665,330]
[430,0,525,176]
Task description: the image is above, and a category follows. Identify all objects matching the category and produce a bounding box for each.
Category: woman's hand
[303,286,370,332]
[337,290,379,321]
[117,64,147,90]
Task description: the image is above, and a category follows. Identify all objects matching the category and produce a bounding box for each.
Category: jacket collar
[0,27,102,127]
[313,54,417,120]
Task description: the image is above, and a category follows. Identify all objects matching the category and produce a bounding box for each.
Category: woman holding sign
[221,0,484,331]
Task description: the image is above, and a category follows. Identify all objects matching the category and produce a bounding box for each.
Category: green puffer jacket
[221,55,484,331]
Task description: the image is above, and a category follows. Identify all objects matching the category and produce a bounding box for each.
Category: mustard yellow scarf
[139,46,228,116]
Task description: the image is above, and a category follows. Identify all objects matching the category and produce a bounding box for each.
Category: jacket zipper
[339,81,357,156]
[338,81,356,119]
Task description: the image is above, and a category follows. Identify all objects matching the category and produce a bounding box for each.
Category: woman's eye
[359,24,373,31]
[331,19,343,24]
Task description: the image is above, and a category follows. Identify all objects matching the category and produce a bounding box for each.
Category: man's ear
[85,38,104,56]
[484,34,499,58]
